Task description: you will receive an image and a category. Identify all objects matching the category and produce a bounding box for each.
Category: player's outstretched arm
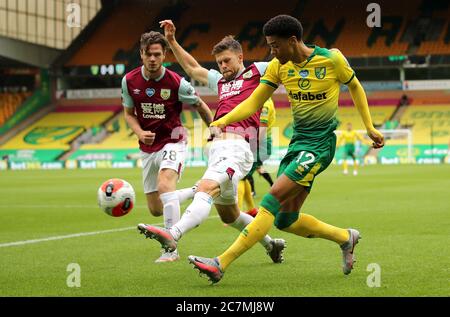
[211,83,275,128]
[195,97,214,127]
[348,77,384,148]
[160,19,209,85]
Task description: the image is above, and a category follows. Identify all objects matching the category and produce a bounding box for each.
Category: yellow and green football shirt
[260,45,354,139]
[260,98,276,139]
[340,130,363,145]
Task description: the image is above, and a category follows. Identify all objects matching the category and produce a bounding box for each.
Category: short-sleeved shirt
[261,45,355,140]
[341,130,362,145]
[259,98,276,139]
[121,66,200,153]
[206,62,268,141]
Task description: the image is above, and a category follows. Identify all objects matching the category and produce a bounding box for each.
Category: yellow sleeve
[331,49,355,85]
[210,83,276,127]
[260,58,281,89]
[348,77,374,131]
[260,98,272,126]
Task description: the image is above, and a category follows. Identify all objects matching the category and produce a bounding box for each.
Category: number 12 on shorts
[295,151,315,169]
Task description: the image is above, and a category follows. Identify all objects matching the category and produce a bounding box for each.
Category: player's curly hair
[211,35,242,55]
[140,31,168,52]
[263,15,303,40]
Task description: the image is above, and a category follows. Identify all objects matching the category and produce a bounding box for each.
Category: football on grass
[97,179,135,217]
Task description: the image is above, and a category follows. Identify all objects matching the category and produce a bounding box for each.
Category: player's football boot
[246,208,258,217]
[188,255,224,284]
[137,223,177,252]
[155,250,180,263]
[340,228,361,275]
[267,238,286,263]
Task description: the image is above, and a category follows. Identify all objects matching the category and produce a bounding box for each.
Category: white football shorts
[202,138,254,205]
[141,141,187,194]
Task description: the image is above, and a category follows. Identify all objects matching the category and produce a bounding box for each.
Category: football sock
[283,213,349,244]
[218,207,274,270]
[169,191,213,240]
[229,211,272,250]
[343,160,348,172]
[243,179,255,210]
[260,172,274,186]
[176,187,196,203]
[247,174,255,194]
[354,159,358,172]
[159,191,180,229]
[237,180,245,211]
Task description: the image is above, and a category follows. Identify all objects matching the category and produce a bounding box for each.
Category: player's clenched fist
[367,128,384,149]
[138,131,156,145]
[209,118,227,129]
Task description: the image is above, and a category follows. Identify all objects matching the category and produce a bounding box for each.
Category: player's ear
[288,36,297,46]
[238,53,243,63]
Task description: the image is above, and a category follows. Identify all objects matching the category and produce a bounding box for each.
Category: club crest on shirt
[315,67,326,79]
[160,89,171,100]
[242,70,253,79]
[145,88,155,97]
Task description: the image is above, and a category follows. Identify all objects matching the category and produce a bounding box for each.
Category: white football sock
[170,191,213,240]
[176,187,196,204]
[229,211,273,250]
[159,191,180,229]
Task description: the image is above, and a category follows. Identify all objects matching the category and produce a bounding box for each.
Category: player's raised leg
[190,173,359,282]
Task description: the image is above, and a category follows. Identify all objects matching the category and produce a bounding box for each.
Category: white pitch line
[0,216,220,248]
[0,205,149,209]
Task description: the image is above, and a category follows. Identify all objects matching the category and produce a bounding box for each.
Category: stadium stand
[0,110,115,161]
[0,91,32,126]
[66,1,158,66]
[2,0,449,167]
[399,105,450,145]
[62,0,450,67]
[337,105,396,129]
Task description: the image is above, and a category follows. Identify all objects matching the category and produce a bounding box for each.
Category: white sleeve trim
[178,78,200,105]
[207,69,222,95]
[121,76,135,108]
[254,62,269,76]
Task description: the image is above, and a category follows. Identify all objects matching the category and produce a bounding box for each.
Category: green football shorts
[278,133,336,192]
[344,143,356,159]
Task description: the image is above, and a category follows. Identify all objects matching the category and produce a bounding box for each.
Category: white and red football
[97,179,135,217]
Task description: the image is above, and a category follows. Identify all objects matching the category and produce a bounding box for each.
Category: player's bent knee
[197,181,220,198]
[157,183,174,194]
[157,171,177,193]
[274,212,300,230]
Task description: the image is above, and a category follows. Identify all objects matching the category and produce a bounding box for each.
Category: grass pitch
[0,164,449,296]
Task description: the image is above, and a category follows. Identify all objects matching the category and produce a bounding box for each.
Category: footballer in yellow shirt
[188,15,384,284]
[337,122,367,175]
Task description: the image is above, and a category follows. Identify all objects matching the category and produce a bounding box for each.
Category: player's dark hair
[140,31,168,52]
[263,15,303,40]
[211,35,242,55]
